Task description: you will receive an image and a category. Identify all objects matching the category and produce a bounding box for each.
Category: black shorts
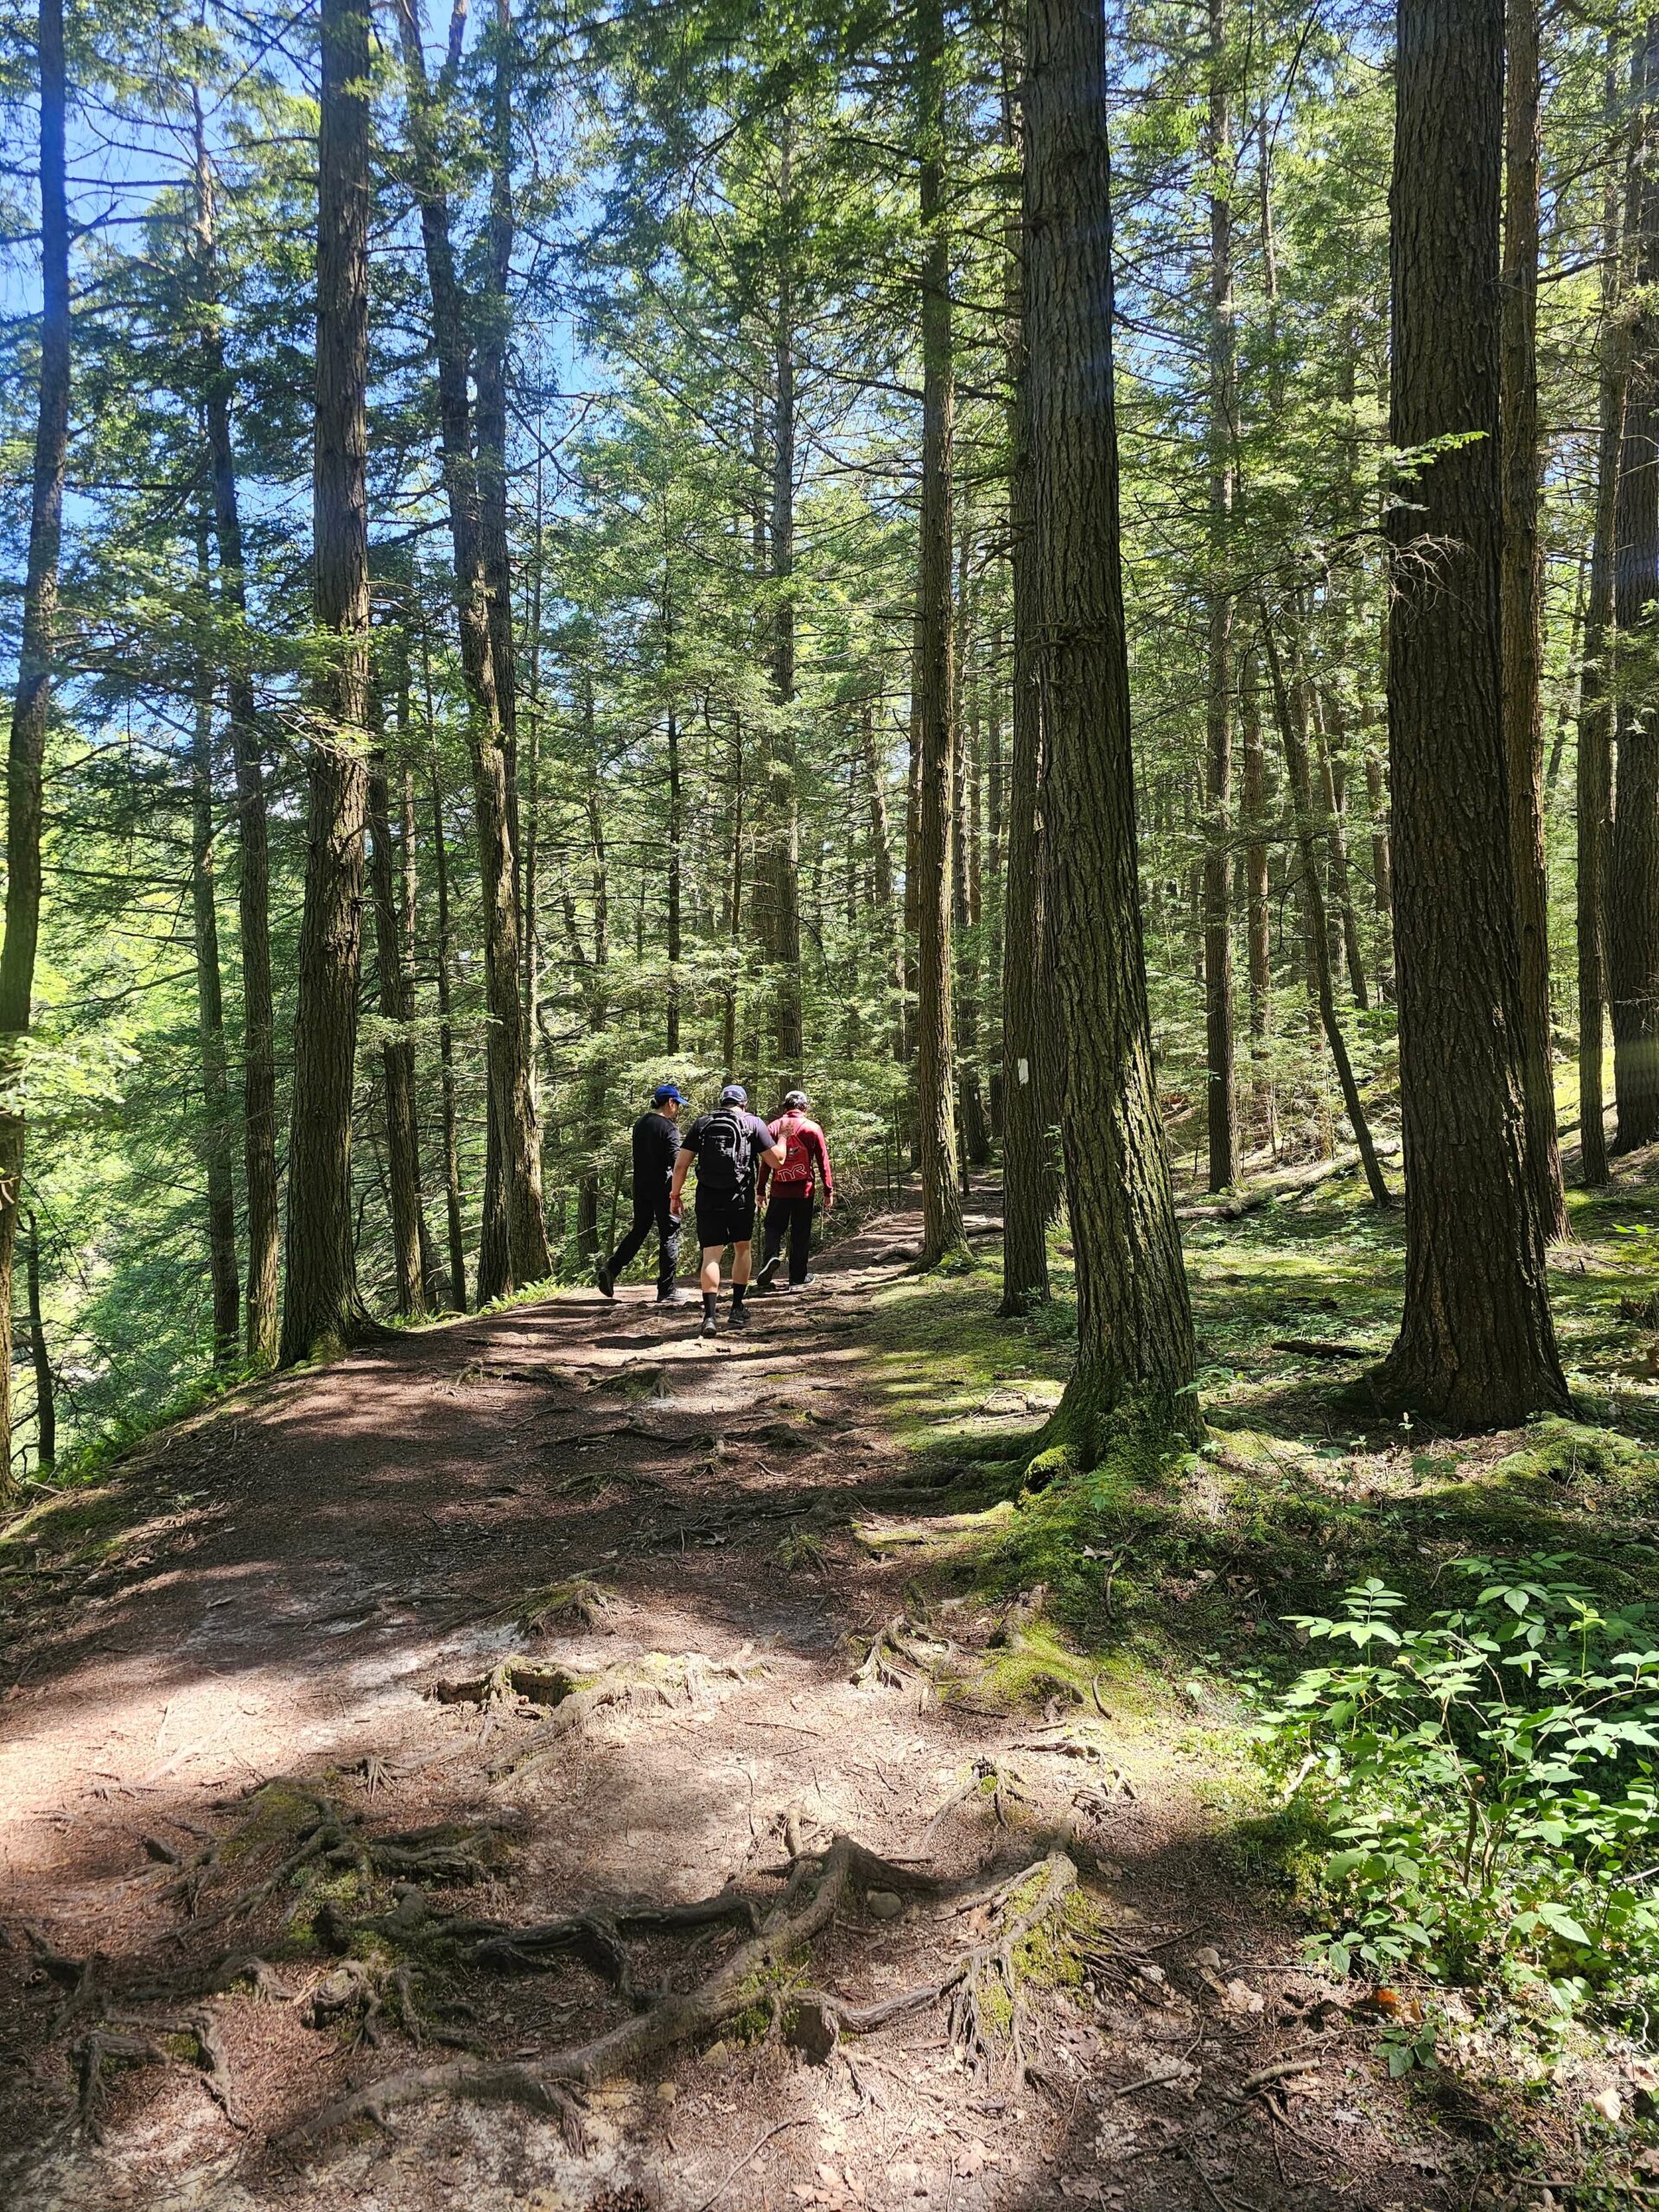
[695,1192,755,1249]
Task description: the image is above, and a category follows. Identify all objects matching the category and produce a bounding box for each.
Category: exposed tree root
[799,1848,1077,2087]
[850,1615,955,1694]
[71,2010,237,2142]
[428,1649,766,1779]
[280,1833,939,2150]
[163,1783,513,1942]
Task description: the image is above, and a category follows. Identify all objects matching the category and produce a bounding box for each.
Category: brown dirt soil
[0,1202,1491,2211]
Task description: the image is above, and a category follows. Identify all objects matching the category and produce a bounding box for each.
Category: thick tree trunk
[280,0,376,1366]
[1610,23,1659,1154]
[368,735,426,1318]
[0,0,70,1493]
[768,261,804,1069]
[914,0,964,1261]
[1501,0,1566,1232]
[1376,0,1567,1422]
[26,1214,52,1471]
[397,0,546,1298]
[430,770,467,1310]
[1022,0,1196,1444]
[1261,620,1392,1207]
[195,100,278,1365]
[998,15,1054,1312]
[190,547,240,1362]
[1202,0,1238,1192]
[1578,51,1632,1190]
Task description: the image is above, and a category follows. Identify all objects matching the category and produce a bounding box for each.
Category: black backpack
[697,1108,753,1197]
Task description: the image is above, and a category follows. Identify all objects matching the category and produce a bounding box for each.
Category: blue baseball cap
[653,1083,683,1104]
[718,1083,748,1106]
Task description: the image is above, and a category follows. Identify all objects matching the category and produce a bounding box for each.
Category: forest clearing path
[0,1197,1477,2212]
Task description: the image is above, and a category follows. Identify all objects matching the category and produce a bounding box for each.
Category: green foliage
[1256,1560,1659,2024]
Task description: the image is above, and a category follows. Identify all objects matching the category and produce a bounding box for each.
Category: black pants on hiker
[761,1192,815,1285]
[606,1192,680,1293]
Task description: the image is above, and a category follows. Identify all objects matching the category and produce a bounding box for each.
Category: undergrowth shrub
[1255,1554,1659,2025]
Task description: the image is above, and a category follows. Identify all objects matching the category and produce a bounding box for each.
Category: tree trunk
[768,231,804,1070]
[859,699,906,1058]
[914,0,965,1262]
[1313,719,1370,1008]
[0,0,70,1494]
[1023,0,1196,1445]
[1376,0,1567,1423]
[1578,45,1632,1190]
[666,702,682,1051]
[1610,22,1659,1155]
[368,731,425,1318]
[190,534,240,1361]
[280,0,375,1366]
[1501,0,1566,1232]
[195,96,278,1366]
[1241,655,1275,1150]
[998,13,1054,1313]
[430,767,467,1309]
[26,1213,52,1471]
[1202,0,1238,1192]
[396,0,546,1297]
[1260,619,1392,1207]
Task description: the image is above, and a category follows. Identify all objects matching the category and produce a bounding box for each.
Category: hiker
[755,1089,834,1292]
[667,1084,785,1339]
[595,1083,690,1305]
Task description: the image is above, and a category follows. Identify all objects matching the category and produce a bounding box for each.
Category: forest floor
[3,1161,1659,2212]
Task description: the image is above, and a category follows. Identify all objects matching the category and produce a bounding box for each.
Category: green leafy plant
[1256,1556,1659,2022]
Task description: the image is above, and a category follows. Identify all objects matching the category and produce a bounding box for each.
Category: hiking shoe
[594,1264,615,1300]
[699,1311,719,1340]
[656,1287,691,1306]
[754,1252,783,1290]
[729,1302,751,1329]
[785,1274,817,1292]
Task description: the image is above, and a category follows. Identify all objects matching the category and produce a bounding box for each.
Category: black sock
[731,1281,747,1310]
[702,1291,718,1319]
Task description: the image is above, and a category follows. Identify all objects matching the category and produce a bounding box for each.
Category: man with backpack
[755,1090,834,1292]
[594,1082,690,1305]
[667,1084,786,1339]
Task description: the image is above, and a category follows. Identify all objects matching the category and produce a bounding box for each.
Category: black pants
[761,1192,815,1285]
[606,1192,680,1292]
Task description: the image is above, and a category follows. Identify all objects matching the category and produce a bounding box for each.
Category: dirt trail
[0,1201,1478,2212]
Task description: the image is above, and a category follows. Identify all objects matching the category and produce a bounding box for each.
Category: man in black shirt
[596,1084,690,1304]
[668,1084,786,1338]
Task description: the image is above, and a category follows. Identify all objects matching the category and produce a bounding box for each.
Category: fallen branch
[1270,1338,1376,1361]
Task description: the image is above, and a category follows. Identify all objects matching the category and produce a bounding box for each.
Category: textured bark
[998,16,1053,1313]
[665,699,682,1051]
[761,142,804,1070]
[1501,0,1565,1232]
[195,101,277,1365]
[397,0,546,1297]
[25,1214,52,1471]
[1241,658,1274,1149]
[1202,0,1238,1192]
[914,0,964,1263]
[956,532,991,1166]
[368,739,426,1319]
[1022,0,1196,1441]
[1610,22,1659,1154]
[0,0,70,1492]
[280,0,375,1366]
[429,769,467,1310]
[190,546,239,1363]
[1260,620,1391,1208]
[859,700,906,1058]
[1578,53,1632,1189]
[1377,0,1567,1423]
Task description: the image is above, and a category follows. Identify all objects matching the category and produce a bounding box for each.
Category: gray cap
[718,1083,747,1106]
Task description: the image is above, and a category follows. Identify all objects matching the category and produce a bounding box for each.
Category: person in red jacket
[754,1090,834,1291]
